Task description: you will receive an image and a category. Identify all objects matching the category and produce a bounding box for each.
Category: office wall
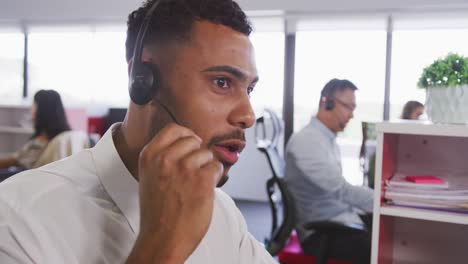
[1,0,468,23]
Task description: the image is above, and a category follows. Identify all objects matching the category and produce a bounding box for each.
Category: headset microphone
[153,98,181,126]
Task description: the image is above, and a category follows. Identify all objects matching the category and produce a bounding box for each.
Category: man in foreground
[0,0,277,263]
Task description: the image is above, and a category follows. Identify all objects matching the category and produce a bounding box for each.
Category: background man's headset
[321,81,340,111]
[324,97,335,111]
[128,0,180,124]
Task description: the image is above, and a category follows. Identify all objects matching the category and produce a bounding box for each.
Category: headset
[321,83,336,111]
[128,0,161,106]
[324,97,335,111]
[128,0,180,124]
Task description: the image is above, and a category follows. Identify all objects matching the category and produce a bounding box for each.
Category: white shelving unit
[0,106,33,156]
[371,121,468,264]
[380,206,468,225]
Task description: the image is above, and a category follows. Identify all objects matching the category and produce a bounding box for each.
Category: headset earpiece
[323,97,335,111]
[128,0,162,105]
[129,61,157,105]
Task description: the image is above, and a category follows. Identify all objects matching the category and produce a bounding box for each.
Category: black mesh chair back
[255,109,296,256]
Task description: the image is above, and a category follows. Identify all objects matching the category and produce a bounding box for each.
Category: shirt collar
[92,123,140,234]
[310,116,336,142]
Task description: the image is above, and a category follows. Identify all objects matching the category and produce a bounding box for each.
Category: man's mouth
[212,139,246,165]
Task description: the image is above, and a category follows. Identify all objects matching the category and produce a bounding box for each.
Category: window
[249,18,285,118]
[221,18,285,201]
[294,18,387,185]
[26,22,285,113]
[0,31,24,103]
[28,26,128,108]
[390,15,468,119]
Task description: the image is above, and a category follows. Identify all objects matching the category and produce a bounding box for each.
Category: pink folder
[405,175,446,184]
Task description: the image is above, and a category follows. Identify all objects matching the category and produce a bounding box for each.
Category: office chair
[359,121,377,189]
[255,109,363,264]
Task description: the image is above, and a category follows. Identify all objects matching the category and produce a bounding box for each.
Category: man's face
[151,21,258,181]
[330,89,356,132]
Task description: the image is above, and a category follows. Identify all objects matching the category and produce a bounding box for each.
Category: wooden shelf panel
[380,206,468,225]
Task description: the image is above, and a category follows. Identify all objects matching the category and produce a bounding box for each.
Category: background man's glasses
[333,97,356,112]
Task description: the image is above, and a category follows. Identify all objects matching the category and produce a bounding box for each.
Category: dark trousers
[301,215,373,264]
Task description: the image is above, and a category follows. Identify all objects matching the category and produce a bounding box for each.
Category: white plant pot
[425,85,468,124]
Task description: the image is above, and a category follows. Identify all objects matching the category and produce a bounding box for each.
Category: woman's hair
[33,90,71,140]
[401,100,424,120]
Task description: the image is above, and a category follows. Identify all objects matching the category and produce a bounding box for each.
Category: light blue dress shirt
[284,117,373,242]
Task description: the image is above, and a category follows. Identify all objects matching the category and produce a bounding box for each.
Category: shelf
[0,126,33,134]
[377,121,468,138]
[380,206,468,225]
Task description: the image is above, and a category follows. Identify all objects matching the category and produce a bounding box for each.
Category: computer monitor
[104,108,127,132]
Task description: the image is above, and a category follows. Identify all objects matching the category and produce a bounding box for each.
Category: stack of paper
[384,173,468,213]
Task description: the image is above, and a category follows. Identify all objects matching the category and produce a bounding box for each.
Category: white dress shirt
[0,124,276,264]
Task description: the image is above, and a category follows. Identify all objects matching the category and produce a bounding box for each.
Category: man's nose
[229,94,256,129]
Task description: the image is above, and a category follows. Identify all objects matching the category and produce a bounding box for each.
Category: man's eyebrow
[201,65,259,84]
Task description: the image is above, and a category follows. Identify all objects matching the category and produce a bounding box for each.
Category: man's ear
[320,97,327,109]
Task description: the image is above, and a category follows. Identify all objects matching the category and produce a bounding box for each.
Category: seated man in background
[285,79,373,264]
[0,0,276,263]
[0,89,70,170]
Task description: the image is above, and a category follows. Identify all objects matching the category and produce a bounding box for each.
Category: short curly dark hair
[126,0,252,63]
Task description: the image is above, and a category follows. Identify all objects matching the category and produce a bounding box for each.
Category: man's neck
[316,112,337,135]
[113,122,143,180]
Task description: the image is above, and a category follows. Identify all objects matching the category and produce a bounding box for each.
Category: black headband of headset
[132,0,162,74]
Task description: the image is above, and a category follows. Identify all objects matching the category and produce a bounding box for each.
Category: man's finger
[198,160,224,188]
[179,149,214,172]
[160,137,204,165]
[142,124,201,158]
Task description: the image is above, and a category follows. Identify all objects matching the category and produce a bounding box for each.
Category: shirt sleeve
[288,134,373,213]
[215,191,278,264]
[236,210,278,264]
[339,181,374,212]
[13,139,47,169]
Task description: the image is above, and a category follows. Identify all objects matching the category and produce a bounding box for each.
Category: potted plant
[418,53,468,124]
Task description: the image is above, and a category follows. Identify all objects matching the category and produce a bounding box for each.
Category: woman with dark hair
[0,90,70,169]
[401,100,425,120]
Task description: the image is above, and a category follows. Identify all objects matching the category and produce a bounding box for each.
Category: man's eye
[213,78,230,90]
